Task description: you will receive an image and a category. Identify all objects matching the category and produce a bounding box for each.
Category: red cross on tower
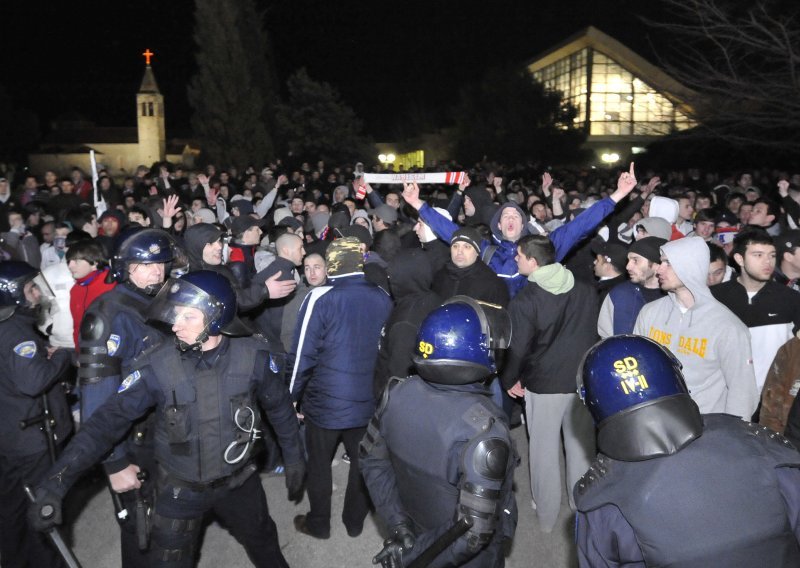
[142,49,154,65]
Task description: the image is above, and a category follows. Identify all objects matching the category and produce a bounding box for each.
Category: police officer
[360,296,519,568]
[78,226,182,567]
[575,335,800,567]
[30,270,305,567]
[0,261,72,567]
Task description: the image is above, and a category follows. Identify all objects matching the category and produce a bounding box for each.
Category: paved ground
[59,424,578,567]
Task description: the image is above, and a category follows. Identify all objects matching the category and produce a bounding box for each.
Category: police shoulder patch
[13,340,37,358]
[118,370,142,393]
[107,334,121,356]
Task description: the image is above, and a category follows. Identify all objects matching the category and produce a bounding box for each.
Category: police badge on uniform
[13,340,37,358]
[269,354,279,374]
[107,334,121,356]
[118,370,142,393]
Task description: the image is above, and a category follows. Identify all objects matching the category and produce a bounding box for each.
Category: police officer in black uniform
[0,261,72,567]
[575,335,800,567]
[30,270,305,567]
[78,226,182,567]
[360,296,518,568]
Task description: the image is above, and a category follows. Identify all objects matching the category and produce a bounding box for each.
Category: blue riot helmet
[147,270,251,350]
[0,261,57,321]
[107,227,176,292]
[413,295,511,385]
[579,335,703,461]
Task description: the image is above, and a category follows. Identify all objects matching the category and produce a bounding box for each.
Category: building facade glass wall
[531,48,692,136]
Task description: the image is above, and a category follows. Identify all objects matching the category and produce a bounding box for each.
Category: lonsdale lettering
[678,336,707,358]
[647,326,672,347]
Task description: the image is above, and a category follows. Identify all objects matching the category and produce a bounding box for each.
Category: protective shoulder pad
[574,454,612,498]
[79,311,108,343]
[472,438,510,481]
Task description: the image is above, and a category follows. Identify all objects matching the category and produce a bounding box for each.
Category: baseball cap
[231,216,263,238]
[591,239,629,273]
[450,226,482,254]
[777,230,800,258]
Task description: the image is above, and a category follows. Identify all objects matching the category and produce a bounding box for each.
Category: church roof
[139,65,161,94]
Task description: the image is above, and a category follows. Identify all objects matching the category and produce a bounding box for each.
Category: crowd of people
[3,155,800,566]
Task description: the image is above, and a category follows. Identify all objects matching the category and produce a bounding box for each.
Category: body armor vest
[150,338,262,484]
[577,414,800,567]
[380,377,511,530]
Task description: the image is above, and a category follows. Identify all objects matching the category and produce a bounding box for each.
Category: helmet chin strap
[175,328,211,352]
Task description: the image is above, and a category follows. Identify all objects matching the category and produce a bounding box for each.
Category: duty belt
[158,462,257,492]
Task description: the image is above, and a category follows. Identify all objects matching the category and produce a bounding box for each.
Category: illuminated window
[532,49,692,136]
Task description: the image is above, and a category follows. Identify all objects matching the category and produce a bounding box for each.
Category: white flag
[90,150,108,217]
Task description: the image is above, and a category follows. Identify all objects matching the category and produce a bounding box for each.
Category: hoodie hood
[661,236,713,306]
[388,248,434,299]
[529,263,574,294]
[650,196,679,224]
[184,223,223,270]
[489,202,530,243]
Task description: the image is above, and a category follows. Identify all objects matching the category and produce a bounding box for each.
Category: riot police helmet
[578,335,703,461]
[106,227,177,286]
[0,261,56,321]
[413,295,511,385]
[148,270,251,349]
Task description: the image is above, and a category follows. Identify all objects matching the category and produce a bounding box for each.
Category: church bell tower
[136,49,166,166]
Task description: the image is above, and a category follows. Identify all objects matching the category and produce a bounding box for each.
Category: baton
[407,516,473,568]
[24,485,82,568]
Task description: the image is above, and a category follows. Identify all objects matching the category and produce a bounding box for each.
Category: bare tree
[646,0,800,152]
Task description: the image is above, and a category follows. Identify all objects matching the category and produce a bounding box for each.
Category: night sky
[1,0,671,140]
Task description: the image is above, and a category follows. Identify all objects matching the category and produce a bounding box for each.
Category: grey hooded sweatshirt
[634,237,758,419]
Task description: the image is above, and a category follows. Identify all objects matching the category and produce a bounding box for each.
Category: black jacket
[501,272,599,393]
[374,248,441,397]
[432,260,510,308]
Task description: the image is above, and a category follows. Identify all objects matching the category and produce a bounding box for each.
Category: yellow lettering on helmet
[418,341,434,359]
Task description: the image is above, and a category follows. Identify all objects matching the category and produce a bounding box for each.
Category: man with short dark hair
[707,242,733,286]
[501,234,598,533]
[712,228,800,395]
[748,197,781,236]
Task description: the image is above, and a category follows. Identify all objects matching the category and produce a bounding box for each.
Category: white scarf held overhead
[362,172,466,185]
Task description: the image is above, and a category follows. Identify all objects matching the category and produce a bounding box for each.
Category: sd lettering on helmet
[612,357,649,395]
[418,341,434,359]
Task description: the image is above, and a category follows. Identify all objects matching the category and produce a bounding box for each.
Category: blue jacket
[418,198,619,297]
[289,273,392,429]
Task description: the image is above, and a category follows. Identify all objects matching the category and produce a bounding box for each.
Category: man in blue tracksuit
[402,164,640,297]
[289,236,393,540]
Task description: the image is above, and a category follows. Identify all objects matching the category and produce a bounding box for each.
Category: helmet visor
[147,277,222,328]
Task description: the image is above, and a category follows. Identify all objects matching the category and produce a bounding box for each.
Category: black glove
[373,522,415,568]
[284,460,306,503]
[27,486,62,533]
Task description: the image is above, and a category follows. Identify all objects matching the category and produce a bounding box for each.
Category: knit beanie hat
[450,226,482,254]
[326,236,364,275]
